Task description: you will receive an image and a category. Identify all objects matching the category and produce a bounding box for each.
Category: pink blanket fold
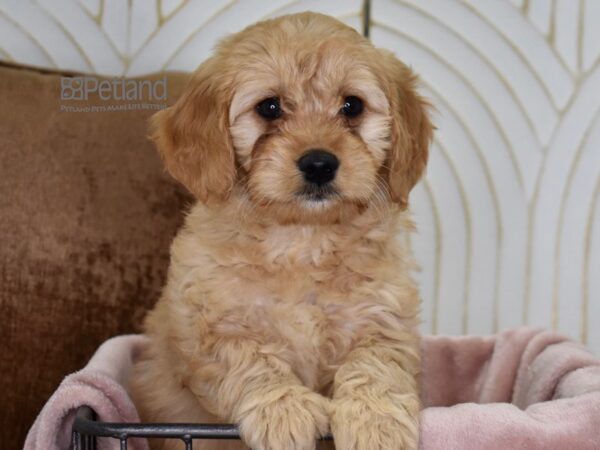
[421,328,600,449]
[25,328,600,450]
[24,335,150,450]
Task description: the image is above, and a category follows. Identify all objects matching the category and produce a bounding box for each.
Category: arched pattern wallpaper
[1,0,599,352]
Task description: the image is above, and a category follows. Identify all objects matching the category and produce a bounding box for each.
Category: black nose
[297,149,339,186]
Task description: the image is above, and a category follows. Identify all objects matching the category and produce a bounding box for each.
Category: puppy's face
[229,35,391,222]
[153,13,432,224]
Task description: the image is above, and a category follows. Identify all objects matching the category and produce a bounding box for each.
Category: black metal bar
[72,430,80,450]
[74,419,243,439]
[73,406,333,446]
[362,0,371,38]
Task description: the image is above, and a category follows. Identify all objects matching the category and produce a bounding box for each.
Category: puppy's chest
[215,248,391,384]
[226,256,373,331]
[223,272,361,384]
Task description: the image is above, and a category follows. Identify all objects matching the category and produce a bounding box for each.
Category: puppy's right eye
[256,97,282,120]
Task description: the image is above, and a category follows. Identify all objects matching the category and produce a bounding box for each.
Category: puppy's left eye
[256,97,282,120]
[341,96,363,117]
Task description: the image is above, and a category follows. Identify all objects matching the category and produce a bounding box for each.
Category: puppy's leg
[130,344,250,450]
[330,332,420,450]
[184,340,331,450]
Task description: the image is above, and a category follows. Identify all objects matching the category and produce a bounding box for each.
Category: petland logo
[60,76,168,112]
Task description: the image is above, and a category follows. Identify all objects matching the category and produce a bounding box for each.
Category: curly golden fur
[130,12,432,450]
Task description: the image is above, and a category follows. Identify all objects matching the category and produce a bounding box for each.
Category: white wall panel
[370,0,600,352]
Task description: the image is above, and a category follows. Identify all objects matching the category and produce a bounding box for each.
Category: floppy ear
[150,56,236,204]
[380,50,433,209]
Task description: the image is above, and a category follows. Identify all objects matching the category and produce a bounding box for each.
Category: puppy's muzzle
[297,149,339,186]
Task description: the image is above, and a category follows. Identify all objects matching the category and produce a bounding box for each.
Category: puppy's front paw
[330,394,419,450]
[236,385,330,450]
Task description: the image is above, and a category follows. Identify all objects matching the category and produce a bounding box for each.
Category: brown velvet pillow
[0,62,192,449]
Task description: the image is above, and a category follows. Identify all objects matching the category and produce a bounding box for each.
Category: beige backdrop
[1,0,599,354]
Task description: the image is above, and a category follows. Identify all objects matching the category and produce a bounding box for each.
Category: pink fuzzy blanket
[25,328,600,450]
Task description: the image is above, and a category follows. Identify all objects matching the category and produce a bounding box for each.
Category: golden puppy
[130,12,432,450]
